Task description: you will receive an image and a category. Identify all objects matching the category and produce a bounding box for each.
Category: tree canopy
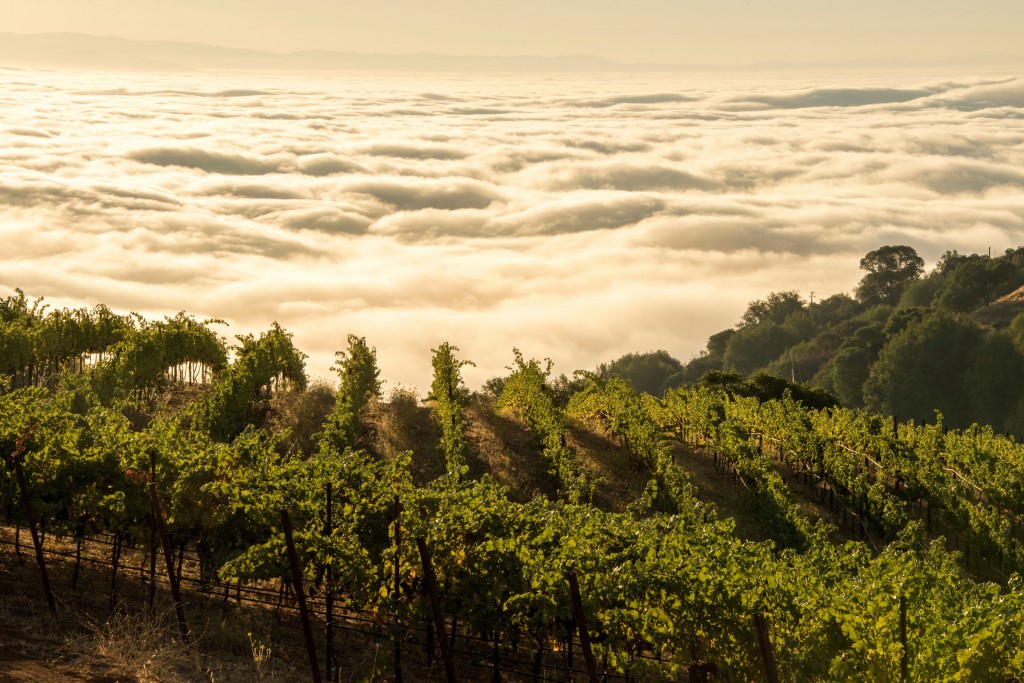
[856,245,924,305]
[597,349,684,396]
[669,244,1024,435]
[739,290,804,328]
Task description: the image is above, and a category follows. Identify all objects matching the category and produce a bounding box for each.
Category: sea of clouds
[2,67,1024,390]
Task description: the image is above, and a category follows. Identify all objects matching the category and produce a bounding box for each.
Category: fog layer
[2,69,1023,389]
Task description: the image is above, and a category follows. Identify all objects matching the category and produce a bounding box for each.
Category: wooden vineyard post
[426,615,435,665]
[71,519,84,589]
[753,613,779,683]
[566,570,599,683]
[281,507,322,683]
[533,635,544,681]
[147,518,158,611]
[492,628,501,683]
[109,530,123,611]
[393,496,403,683]
[220,580,231,616]
[12,452,57,618]
[275,578,287,622]
[416,536,457,683]
[148,451,157,612]
[566,633,574,683]
[175,540,186,585]
[325,483,336,683]
[148,478,189,643]
[899,595,908,683]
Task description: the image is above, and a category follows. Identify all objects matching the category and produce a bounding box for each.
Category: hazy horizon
[3,31,1024,73]
[4,1,1024,66]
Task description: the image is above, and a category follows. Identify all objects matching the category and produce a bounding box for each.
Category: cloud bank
[2,69,1024,390]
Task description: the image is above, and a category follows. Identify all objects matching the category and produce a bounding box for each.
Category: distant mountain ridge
[2,32,1023,73]
[0,32,690,73]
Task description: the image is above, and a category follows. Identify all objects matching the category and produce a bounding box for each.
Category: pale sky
[4,0,1024,65]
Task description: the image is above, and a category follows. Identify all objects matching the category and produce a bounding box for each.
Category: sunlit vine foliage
[428,342,474,478]
[497,349,593,503]
[7,294,1024,680]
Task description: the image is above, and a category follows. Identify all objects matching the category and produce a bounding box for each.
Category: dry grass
[0,523,556,682]
[666,443,780,543]
[58,609,201,683]
[463,397,560,503]
[667,442,866,546]
[150,384,216,421]
[0,526,310,683]
[266,380,336,457]
[362,387,447,484]
[970,296,1024,327]
[565,416,650,513]
[364,390,562,500]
